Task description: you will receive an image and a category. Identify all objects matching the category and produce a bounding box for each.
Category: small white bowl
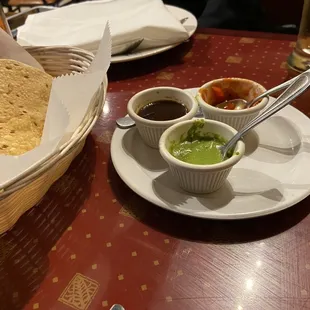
[196,78,269,130]
[127,87,198,148]
[159,119,245,194]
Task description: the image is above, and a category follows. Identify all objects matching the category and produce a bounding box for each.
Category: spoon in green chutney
[218,72,310,159]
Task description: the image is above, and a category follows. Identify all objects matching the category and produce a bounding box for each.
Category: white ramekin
[159,119,245,194]
[127,87,198,148]
[196,78,269,130]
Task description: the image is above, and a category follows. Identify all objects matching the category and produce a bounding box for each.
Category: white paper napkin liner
[0,28,43,70]
[88,21,111,74]
[41,87,69,143]
[0,136,63,189]
[52,70,105,136]
[51,21,111,139]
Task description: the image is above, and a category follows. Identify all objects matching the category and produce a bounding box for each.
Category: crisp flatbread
[0,59,52,155]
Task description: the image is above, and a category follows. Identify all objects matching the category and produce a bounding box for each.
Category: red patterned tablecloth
[1,29,310,310]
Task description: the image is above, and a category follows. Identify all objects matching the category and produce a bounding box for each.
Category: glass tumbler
[287,0,310,72]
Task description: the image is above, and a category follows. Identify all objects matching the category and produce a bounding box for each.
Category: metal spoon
[116,107,204,129]
[112,38,144,56]
[180,17,189,24]
[116,115,136,129]
[216,98,249,110]
[219,72,310,158]
[216,68,310,110]
[109,304,125,310]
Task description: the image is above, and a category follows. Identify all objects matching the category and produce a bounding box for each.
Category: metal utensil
[218,72,310,158]
[109,304,125,310]
[216,68,310,110]
[180,17,189,24]
[116,106,204,129]
[112,17,188,56]
[112,38,144,56]
[216,98,248,110]
[116,116,136,129]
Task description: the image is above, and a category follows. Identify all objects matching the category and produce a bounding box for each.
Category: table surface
[2,29,310,310]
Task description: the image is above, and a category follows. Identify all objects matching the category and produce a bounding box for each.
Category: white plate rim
[111,5,198,64]
[111,91,310,220]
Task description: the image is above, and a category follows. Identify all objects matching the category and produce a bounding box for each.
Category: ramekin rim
[159,119,245,171]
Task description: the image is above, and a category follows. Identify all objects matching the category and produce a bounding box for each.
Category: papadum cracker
[0,59,52,155]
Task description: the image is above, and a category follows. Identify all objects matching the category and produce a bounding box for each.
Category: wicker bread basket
[0,46,107,234]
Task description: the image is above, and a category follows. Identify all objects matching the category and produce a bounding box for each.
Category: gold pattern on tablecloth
[239,37,255,43]
[164,239,170,244]
[67,226,72,231]
[71,254,76,260]
[92,264,97,270]
[156,72,174,80]
[132,251,137,257]
[119,223,124,228]
[289,42,296,47]
[280,62,287,69]
[118,274,124,280]
[95,193,100,197]
[153,260,159,266]
[112,199,117,203]
[86,234,91,239]
[226,56,243,64]
[51,246,57,251]
[58,273,99,310]
[119,207,135,219]
[82,209,87,213]
[141,284,147,291]
[166,296,172,303]
[100,216,105,220]
[143,231,149,236]
[177,270,183,276]
[106,242,112,247]
[195,34,209,40]
[102,301,108,307]
[53,277,59,283]
[33,303,39,309]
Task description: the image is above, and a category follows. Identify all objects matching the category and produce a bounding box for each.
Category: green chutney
[169,120,228,165]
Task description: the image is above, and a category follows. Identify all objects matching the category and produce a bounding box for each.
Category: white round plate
[111,5,197,64]
[111,89,310,219]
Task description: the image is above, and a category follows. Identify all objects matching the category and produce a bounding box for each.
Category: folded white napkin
[17,0,189,54]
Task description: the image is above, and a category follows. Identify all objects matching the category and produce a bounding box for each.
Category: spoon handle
[248,68,310,107]
[110,305,125,310]
[223,72,310,155]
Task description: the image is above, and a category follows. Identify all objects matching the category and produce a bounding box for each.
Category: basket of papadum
[0,25,110,234]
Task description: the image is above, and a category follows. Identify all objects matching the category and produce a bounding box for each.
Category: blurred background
[163,0,303,34]
[0,0,305,35]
